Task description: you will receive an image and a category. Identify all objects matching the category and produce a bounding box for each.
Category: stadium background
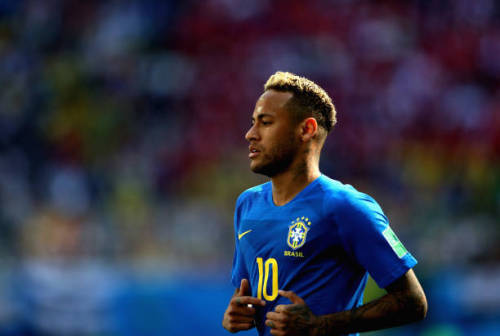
[0,0,499,335]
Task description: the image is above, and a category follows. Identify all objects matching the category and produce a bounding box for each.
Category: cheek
[277,128,298,148]
[269,136,297,160]
[269,125,293,143]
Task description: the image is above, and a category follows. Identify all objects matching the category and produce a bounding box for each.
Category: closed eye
[250,120,272,126]
[251,113,274,126]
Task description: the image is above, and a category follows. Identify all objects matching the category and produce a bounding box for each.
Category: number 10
[256,257,278,301]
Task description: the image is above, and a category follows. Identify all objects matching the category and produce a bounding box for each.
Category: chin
[249,161,279,178]
[249,162,264,174]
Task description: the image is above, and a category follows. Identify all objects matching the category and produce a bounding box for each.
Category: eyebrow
[252,113,274,121]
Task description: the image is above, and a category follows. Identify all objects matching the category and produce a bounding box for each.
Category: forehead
[253,90,293,117]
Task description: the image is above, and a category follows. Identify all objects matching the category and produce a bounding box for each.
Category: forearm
[313,290,427,335]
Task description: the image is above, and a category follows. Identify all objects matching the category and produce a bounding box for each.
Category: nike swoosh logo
[238,230,253,240]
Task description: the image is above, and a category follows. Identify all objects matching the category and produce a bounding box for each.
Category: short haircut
[264,71,337,133]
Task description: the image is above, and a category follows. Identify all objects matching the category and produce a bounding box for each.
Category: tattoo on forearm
[313,288,426,335]
[286,305,316,334]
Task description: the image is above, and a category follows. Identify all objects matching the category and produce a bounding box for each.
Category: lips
[248,145,261,159]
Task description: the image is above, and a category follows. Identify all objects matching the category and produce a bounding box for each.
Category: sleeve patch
[382,227,408,258]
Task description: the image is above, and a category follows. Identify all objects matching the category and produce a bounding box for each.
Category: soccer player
[222,72,427,336]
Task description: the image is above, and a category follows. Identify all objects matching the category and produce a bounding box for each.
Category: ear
[300,117,318,142]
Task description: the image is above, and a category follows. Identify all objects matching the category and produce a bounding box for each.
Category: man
[222,72,427,336]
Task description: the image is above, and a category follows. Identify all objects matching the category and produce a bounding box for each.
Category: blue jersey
[231,175,417,336]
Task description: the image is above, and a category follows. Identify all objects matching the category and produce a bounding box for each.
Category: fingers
[228,304,256,317]
[223,294,259,334]
[274,304,289,313]
[227,296,265,320]
[266,311,287,322]
[224,321,255,333]
[266,311,288,335]
[235,279,265,307]
[278,289,305,305]
[239,278,250,296]
[232,321,254,330]
[270,329,285,336]
[227,314,255,324]
[265,319,285,330]
[232,295,266,307]
[266,316,287,336]
[223,280,265,334]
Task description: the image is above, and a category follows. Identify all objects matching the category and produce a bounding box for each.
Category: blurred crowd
[0,0,499,335]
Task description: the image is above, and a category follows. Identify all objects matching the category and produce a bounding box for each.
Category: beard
[250,134,298,177]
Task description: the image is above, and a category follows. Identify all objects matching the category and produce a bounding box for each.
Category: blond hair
[264,71,337,133]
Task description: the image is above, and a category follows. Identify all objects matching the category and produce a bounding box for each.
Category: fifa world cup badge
[287,217,311,250]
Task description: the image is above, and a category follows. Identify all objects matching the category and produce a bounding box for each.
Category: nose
[245,124,259,142]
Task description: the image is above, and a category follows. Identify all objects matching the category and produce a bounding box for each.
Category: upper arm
[335,192,418,288]
[385,269,421,293]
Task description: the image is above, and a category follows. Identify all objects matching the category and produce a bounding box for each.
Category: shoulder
[236,181,271,208]
[318,175,381,213]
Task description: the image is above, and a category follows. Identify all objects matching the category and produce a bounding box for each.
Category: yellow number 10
[256,257,278,301]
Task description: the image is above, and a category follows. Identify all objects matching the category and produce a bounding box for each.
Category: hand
[223,279,266,333]
[265,290,319,336]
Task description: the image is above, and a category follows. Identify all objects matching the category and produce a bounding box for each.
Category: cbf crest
[287,217,311,250]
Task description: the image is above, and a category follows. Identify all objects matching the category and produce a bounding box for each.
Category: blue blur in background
[0,0,499,335]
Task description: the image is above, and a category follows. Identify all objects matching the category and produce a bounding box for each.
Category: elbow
[418,295,428,320]
[412,290,428,322]
[399,288,428,323]
[388,270,428,324]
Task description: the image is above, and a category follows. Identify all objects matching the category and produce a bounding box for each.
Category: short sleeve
[334,191,417,288]
[231,194,249,288]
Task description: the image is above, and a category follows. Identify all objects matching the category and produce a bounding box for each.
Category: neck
[270,157,321,206]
